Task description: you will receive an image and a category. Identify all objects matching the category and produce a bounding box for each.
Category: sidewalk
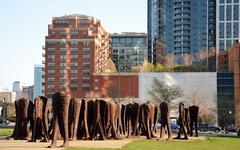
[0,137,133,150]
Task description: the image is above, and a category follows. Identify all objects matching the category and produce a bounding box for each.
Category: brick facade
[44,14,111,98]
[92,73,138,98]
[229,44,240,127]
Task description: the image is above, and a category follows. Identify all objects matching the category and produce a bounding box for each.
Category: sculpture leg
[41,119,49,142]
[194,121,198,137]
[190,120,193,137]
[61,107,69,147]
[49,116,58,148]
[83,107,90,139]
[166,122,171,139]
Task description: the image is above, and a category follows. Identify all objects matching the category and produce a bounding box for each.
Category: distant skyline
[0,0,147,90]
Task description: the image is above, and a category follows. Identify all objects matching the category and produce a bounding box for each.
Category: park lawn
[65,137,240,150]
[0,128,13,136]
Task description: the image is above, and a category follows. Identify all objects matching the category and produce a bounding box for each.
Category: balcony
[42,60,45,64]
[42,53,45,57]
[42,45,46,50]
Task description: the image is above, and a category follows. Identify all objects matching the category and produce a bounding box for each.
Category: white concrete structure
[139,72,217,124]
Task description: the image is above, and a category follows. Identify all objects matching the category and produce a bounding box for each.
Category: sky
[0,0,147,90]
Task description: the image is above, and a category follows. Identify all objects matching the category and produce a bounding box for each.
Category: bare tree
[184,88,217,124]
[147,77,183,104]
[162,53,175,69]
[183,53,193,66]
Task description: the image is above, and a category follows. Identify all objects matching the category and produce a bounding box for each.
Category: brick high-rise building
[43,14,111,98]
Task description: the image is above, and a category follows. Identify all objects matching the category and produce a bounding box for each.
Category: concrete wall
[139,72,217,123]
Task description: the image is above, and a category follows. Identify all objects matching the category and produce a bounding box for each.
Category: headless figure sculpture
[160,101,171,139]
[174,102,188,140]
[189,105,199,137]
[49,91,70,148]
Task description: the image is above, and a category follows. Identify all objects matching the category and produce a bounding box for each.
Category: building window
[220,0,225,3]
[83,55,90,62]
[47,55,55,61]
[71,63,78,69]
[60,48,67,53]
[234,22,239,38]
[234,5,239,20]
[226,5,232,21]
[71,32,78,38]
[70,85,78,91]
[70,78,78,84]
[47,41,56,47]
[47,78,55,83]
[60,32,67,38]
[47,85,55,90]
[60,40,67,47]
[60,55,67,61]
[82,86,90,91]
[219,23,224,38]
[60,85,67,90]
[71,48,78,53]
[60,63,67,69]
[83,63,90,69]
[219,40,225,51]
[47,70,55,75]
[226,40,232,49]
[226,23,232,38]
[60,70,68,75]
[82,79,90,83]
[71,55,78,61]
[70,70,78,75]
[60,78,67,84]
[47,63,55,68]
[79,19,91,24]
[71,41,78,47]
[219,5,225,21]
[83,71,90,76]
[83,41,90,47]
[47,48,56,53]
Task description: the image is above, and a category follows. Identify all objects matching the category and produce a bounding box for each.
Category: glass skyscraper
[216,0,240,52]
[111,33,147,72]
[33,64,43,98]
[148,0,216,64]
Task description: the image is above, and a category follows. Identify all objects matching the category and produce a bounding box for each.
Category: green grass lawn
[0,128,13,136]
[65,137,240,150]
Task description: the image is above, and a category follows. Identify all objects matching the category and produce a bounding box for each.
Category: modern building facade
[33,64,43,98]
[111,32,147,72]
[148,0,216,64]
[44,14,111,98]
[22,85,34,100]
[12,81,21,93]
[216,0,240,52]
[217,72,234,127]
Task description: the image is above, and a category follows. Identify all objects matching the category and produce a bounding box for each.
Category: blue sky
[0,0,147,90]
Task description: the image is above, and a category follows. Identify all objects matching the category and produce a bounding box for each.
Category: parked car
[226,125,236,133]
[155,123,180,132]
[198,123,221,132]
[171,123,180,132]
[0,117,10,125]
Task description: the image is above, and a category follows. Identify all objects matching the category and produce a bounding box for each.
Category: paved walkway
[0,137,134,150]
